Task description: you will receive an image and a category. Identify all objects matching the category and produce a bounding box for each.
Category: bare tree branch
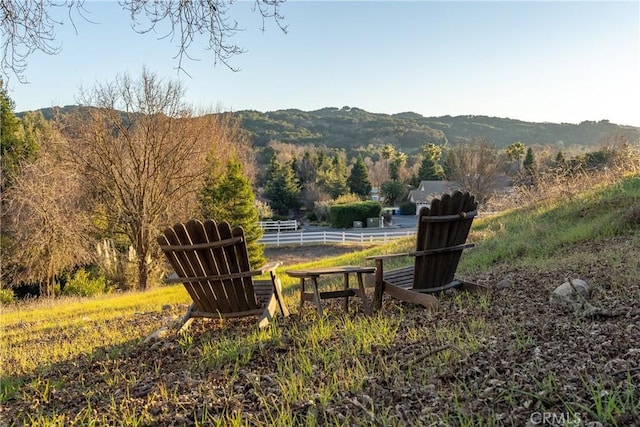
[69,68,250,290]
[1,0,287,83]
[3,117,94,296]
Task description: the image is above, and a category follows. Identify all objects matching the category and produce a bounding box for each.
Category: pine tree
[326,152,349,199]
[523,147,536,174]
[554,151,566,167]
[348,155,372,198]
[417,150,441,181]
[522,147,537,188]
[1,84,35,190]
[264,156,301,216]
[199,158,265,267]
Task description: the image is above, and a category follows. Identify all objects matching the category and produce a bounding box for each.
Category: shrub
[0,287,15,305]
[61,269,112,297]
[399,199,417,215]
[329,201,382,228]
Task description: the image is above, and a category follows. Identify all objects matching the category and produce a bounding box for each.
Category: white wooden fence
[258,220,299,232]
[259,230,415,247]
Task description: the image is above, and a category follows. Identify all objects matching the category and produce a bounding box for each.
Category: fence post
[342,232,346,244]
[300,232,303,246]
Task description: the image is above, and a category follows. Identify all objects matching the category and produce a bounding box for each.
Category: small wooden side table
[286,265,375,316]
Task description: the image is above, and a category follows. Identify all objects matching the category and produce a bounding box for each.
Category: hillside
[23,105,640,155]
[235,107,640,154]
[2,174,639,425]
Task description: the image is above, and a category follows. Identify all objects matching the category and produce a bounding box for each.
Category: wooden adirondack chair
[369,191,482,310]
[157,219,289,332]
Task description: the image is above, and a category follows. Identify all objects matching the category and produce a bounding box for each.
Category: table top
[285,265,375,278]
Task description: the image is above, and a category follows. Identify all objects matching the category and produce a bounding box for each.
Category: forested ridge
[27,105,640,154]
[235,107,639,153]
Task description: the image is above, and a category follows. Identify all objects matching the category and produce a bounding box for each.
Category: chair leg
[176,304,195,334]
[372,258,385,311]
[384,283,440,310]
[272,274,290,317]
[460,280,491,294]
[343,272,350,312]
[357,272,371,315]
[258,295,279,329]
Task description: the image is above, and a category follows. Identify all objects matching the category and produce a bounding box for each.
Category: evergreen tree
[199,158,265,267]
[264,156,301,216]
[521,147,537,187]
[553,150,567,174]
[1,84,36,190]
[326,151,349,199]
[417,150,442,181]
[442,149,457,180]
[290,155,299,182]
[523,147,536,173]
[347,155,372,198]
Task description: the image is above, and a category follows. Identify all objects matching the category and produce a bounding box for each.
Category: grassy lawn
[2,175,639,426]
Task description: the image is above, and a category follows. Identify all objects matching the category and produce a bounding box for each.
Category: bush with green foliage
[399,199,417,215]
[329,201,382,228]
[0,287,15,305]
[61,269,112,298]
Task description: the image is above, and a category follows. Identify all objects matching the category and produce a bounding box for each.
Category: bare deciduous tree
[446,138,506,204]
[1,0,286,83]
[71,69,248,290]
[3,122,93,296]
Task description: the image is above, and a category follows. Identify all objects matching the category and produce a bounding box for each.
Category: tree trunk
[137,253,148,290]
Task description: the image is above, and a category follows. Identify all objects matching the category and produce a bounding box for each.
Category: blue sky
[7,1,640,126]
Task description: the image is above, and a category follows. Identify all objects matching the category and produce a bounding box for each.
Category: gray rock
[495,278,513,290]
[551,278,590,301]
[143,326,171,344]
[549,279,615,318]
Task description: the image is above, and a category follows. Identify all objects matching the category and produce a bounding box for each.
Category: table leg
[357,272,371,315]
[312,277,323,317]
[299,278,306,312]
[343,272,350,312]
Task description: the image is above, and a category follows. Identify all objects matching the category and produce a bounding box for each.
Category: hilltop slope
[2,174,639,425]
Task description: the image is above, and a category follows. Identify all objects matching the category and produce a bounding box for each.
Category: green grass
[461,174,640,272]
[2,173,639,425]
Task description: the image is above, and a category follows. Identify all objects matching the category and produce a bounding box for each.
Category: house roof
[408,180,461,203]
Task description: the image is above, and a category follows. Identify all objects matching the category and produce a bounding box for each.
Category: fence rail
[259,230,416,247]
[258,220,298,232]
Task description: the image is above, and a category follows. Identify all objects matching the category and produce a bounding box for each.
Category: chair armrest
[257,261,281,274]
[365,252,411,261]
[411,243,475,257]
[366,243,474,262]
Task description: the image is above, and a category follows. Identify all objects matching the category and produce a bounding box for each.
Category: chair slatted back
[413,191,477,290]
[157,219,259,316]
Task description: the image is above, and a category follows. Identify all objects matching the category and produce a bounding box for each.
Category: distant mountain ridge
[24,105,640,153]
[234,107,640,153]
